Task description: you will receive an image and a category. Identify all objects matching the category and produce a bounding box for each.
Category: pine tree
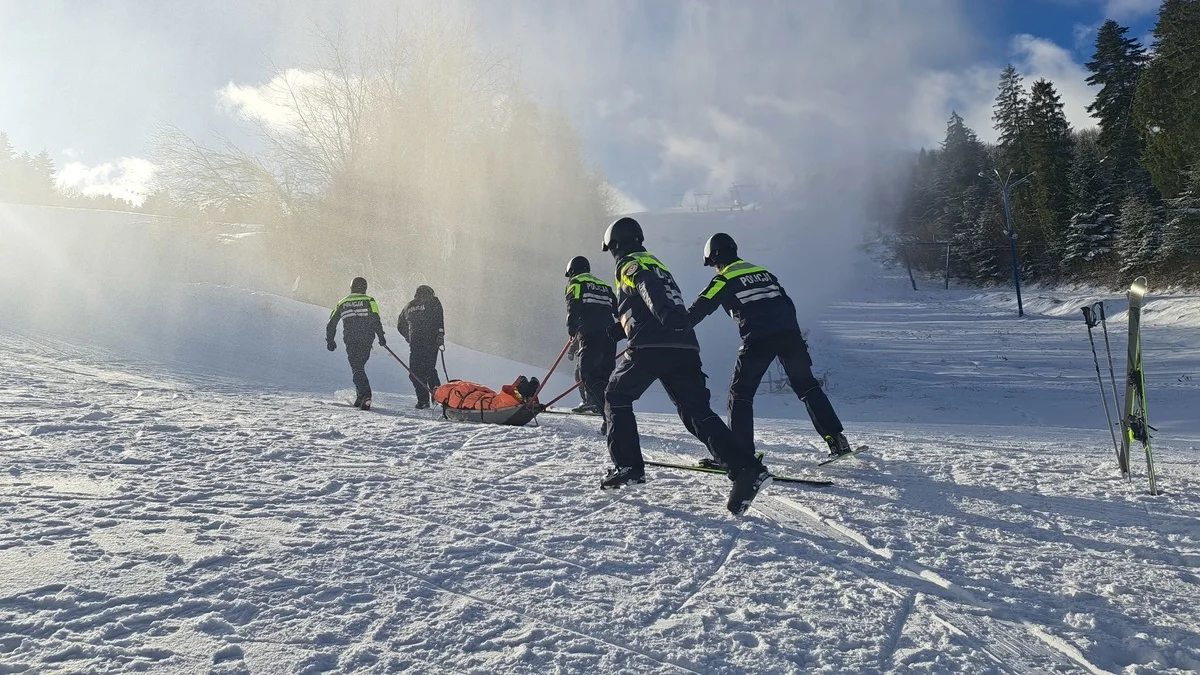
[1063,129,1117,274]
[1116,194,1165,278]
[1086,19,1149,202]
[29,150,59,203]
[993,65,1029,175]
[895,148,944,242]
[938,111,987,195]
[1134,0,1200,199]
[0,132,14,200]
[1162,166,1200,274]
[935,112,988,250]
[1023,79,1074,274]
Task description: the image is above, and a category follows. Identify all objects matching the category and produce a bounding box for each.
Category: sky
[0,0,1163,210]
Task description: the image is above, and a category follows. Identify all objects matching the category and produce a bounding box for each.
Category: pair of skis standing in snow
[325,278,444,411]
[566,217,858,515]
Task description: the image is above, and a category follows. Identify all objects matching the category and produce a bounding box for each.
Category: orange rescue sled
[433,377,541,426]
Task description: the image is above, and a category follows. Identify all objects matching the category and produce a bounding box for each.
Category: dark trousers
[346,343,373,402]
[409,343,441,404]
[729,330,843,451]
[604,348,758,477]
[577,332,616,407]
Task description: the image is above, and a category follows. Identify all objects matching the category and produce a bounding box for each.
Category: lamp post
[981,168,1035,318]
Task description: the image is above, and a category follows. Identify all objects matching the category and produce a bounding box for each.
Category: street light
[980,168,1036,317]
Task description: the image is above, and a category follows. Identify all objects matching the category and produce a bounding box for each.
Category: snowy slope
[3,206,1200,673]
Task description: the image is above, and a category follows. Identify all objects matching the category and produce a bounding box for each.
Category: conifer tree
[1086,19,1150,201]
[1134,0,1200,199]
[993,65,1029,176]
[1024,79,1074,272]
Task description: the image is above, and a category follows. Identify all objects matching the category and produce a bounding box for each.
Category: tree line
[891,1,1200,287]
[0,133,137,211]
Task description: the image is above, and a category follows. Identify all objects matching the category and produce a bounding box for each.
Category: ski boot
[415,400,430,410]
[824,433,853,459]
[699,451,763,471]
[360,397,372,411]
[352,395,364,409]
[727,464,772,515]
[599,466,645,490]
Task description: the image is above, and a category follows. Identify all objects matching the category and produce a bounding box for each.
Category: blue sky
[0,0,1168,209]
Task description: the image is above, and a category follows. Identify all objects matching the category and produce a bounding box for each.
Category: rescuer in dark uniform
[600,217,771,515]
[564,255,618,414]
[397,285,445,409]
[688,232,853,459]
[326,276,387,410]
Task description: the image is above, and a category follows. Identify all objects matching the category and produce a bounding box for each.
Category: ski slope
[3,208,1200,673]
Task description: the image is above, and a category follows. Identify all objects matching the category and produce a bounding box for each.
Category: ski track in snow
[3,269,1200,673]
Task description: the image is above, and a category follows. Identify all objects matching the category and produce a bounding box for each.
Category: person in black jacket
[688,232,852,459]
[600,217,771,516]
[326,276,387,410]
[397,285,445,409]
[564,255,617,414]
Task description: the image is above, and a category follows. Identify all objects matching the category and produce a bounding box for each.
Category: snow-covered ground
[3,207,1200,673]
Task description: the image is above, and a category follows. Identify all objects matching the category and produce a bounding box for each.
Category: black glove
[327,340,337,352]
[607,322,625,342]
[436,330,445,348]
[378,338,387,348]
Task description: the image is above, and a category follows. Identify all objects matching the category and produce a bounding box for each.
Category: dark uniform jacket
[397,297,445,348]
[612,249,699,350]
[565,273,618,338]
[327,293,386,346]
[688,259,800,341]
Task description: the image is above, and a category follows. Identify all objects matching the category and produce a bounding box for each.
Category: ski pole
[539,348,628,410]
[1082,305,1122,473]
[1096,302,1129,479]
[439,345,450,382]
[533,337,575,401]
[384,345,435,397]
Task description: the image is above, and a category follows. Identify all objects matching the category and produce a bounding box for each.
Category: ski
[1120,276,1158,495]
[538,407,602,417]
[816,445,870,467]
[644,460,834,486]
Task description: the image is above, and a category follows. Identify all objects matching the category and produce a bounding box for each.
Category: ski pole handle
[1081,304,1099,328]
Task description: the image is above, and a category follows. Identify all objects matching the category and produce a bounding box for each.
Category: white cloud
[1073,21,1101,50]
[911,33,1098,148]
[218,69,328,130]
[1103,0,1160,20]
[55,158,157,206]
[1011,34,1097,132]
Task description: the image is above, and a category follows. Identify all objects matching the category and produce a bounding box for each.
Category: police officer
[564,255,617,414]
[397,285,445,409]
[326,277,387,410]
[600,217,771,515]
[688,232,853,459]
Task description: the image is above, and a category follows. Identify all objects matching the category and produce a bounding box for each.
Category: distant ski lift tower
[729,183,758,211]
[692,192,712,212]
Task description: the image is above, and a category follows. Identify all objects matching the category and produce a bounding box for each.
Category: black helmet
[565,255,590,278]
[602,217,644,256]
[350,276,368,294]
[702,232,738,267]
[415,285,435,300]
